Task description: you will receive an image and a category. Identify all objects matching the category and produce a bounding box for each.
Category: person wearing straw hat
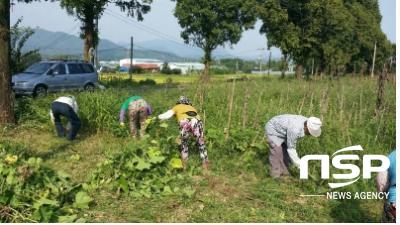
[265,114,322,178]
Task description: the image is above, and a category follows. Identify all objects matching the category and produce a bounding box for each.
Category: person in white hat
[265,114,322,178]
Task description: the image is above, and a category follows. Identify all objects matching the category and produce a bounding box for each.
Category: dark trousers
[51,102,81,140]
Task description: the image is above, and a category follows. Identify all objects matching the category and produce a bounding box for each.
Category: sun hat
[307,117,322,137]
[177,96,192,105]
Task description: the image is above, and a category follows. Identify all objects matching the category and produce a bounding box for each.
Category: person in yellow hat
[158,96,209,169]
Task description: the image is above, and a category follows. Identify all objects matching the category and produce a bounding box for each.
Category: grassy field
[1,74,395,222]
[99,72,269,84]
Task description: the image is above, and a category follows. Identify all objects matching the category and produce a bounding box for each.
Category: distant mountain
[22,29,277,62]
[23,29,184,61]
[226,46,283,61]
[134,39,235,59]
[134,39,283,60]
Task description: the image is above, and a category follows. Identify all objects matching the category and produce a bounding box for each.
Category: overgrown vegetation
[1,75,395,222]
[0,141,92,222]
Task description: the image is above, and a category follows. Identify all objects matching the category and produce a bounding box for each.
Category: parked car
[12,60,98,97]
[97,66,117,73]
[119,66,129,73]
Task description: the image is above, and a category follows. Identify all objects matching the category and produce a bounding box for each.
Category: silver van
[12,60,99,97]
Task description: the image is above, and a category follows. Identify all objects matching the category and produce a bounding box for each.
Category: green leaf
[159,122,168,128]
[183,187,196,198]
[118,176,129,193]
[37,205,55,222]
[135,159,151,171]
[163,185,173,195]
[10,196,20,208]
[75,218,87,223]
[56,170,70,179]
[6,172,15,185]
[82,183,96,191]
[169,158,183,169]
[58,214,77,223]
[149,155,165,164]
[70,154,80,161]
[33,197,59,209]
[73,191,92,209]
[140,189,152,198]
[148,146,162,157]
[0,194,10,204]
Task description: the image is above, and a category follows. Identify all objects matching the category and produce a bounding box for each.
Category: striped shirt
[265,114,307,149]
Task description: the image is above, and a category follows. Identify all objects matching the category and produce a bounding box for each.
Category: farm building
[118,58,205,74]
[168,62,205,75]
[119,58,163,73]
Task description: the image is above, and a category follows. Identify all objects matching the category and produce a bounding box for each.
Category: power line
[107,8,184,44]
[104,9,236,58]
[104,9,191,48]
[104,8,232,58]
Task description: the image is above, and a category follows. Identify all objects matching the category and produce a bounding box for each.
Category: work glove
[120,122,125,127]
[145,117,159,125]
[144,118,154,125]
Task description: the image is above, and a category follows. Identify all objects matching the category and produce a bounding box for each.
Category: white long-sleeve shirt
[158,110,174,120]
[265,114,307,167]
[50,96,79,123]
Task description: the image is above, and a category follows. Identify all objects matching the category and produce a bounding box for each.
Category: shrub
[138,79,157,86]
[87,122,189,198]
[0,141,92,222]
[171,68,182,75]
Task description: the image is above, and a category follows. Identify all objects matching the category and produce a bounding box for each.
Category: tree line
[0,0,395,124]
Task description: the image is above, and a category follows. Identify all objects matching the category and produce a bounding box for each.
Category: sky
[10,0,396,59]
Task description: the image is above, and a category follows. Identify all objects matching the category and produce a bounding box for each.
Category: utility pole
[311,58,314,76]
[267,51,272,76]
[388,56,393,73]
[236,59,239,74]
[129,36,133,80]
[371,41,377,78]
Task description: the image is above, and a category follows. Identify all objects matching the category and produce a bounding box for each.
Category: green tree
[257,0,316,79]
[10,19,42,74]
[60,0,152,61]
[312,0,357,77]
[348,0,379,71]
[174,0,256,80]
[0,0,13,124]
[161,62,172,74]
[1,1,48,124]
[257,0,392,78]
